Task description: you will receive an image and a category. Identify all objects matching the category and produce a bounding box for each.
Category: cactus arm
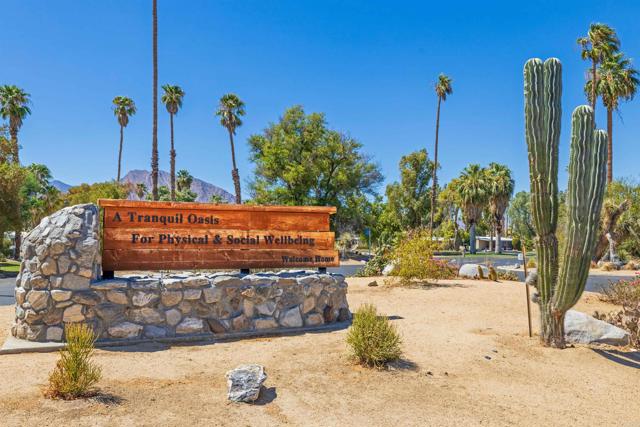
[524,58,562,305]
[555,107,607,311]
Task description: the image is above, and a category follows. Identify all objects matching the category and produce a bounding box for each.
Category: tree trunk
[593,200,629,261]
[495,217,503,254]
[429,96,442,235]
[488,224,493,252]
[228,130,241,204]
[540,303,566,348]
[170,113,176,201]
[151,0,159,200]
[591,60,597,121]
[10,128,19,164]
[469,222,476,254]
[117,125,124,181]
[606,107,613,184]
[11,128,21,260]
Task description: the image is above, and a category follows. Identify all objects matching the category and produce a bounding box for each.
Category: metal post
[522,245,532,338]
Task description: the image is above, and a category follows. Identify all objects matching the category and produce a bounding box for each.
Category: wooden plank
[98,199,336,214]
[102,207,331,231]
[102,249,340,270]
[103,228,335,250]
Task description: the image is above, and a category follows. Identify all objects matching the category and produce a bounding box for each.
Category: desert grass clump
[346,304,402,368]
[46,323,102,400]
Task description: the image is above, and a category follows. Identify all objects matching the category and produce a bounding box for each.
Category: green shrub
[356,245,392,277]
[392,228,456,284]
[46,323,102,400]
[346,304,402,368]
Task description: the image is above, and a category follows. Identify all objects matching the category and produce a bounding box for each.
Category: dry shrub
[45,323,102,400]
[392,228,456,285]
[601,262,619,271]
[346,304,402,368]
[600,277,640,306]
[623,260,640,271]
[497,270,519,281]
[597,277,640,347]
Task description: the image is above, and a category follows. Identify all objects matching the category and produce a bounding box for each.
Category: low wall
[11,204,349,343]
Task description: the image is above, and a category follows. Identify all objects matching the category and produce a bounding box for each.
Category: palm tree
[0,85,31,259]
[176,169,193,193]
[151,0,159,200]
[215,94,246,204]
[486,163,514,254]
[0,85,31,165]
[457,164,489,254]
[136,183,147,200]
[578,23,620,118]
[161,84,185,200]
[585,53,639,183]
[112,96,137,182]
[429,74,453,235]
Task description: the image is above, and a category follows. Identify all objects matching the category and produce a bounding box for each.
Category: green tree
[0,85,31,165]
[216,94,245,204]
[593,180,640,261]
[429,74,453,234]
[456,164,489,254]
[20,164,60,230]
[161,84,185,200]
[386,149,434,229]
[437,178,463,250]
[486,163,514,253]
[209,194,227,204]
[508,191,535,250]
[151,169,197,202]
[249,106,383,232]
[151,0,159,200]
[135,183,147,200]
[112,96,136,182]
[60,181,129,206]
[0,163,25,256]
[577,23,620,118]
[585,53,638,183]
[0,85,32,259]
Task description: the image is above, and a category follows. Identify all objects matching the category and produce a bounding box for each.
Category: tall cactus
[524,58,607,348]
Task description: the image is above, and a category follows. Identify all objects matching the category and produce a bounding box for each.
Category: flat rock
[226,364,267,403]
[279,307,303,328]
[176,317,204,334]
[564,310,630,346]
[108,322,143,339]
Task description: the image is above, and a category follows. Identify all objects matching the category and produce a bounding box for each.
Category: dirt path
[0,277,637,426]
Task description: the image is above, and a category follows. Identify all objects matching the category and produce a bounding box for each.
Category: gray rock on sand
[226,364,267,403]
[564,310,630,346]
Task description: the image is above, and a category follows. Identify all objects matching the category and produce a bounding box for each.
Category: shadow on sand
[253,387,277,405]
[99,321,352,354]
[592,348,640,369]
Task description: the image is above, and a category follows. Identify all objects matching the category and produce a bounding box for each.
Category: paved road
[0,277,15,306]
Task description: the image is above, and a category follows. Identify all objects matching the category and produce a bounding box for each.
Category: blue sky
[2,0,639,195]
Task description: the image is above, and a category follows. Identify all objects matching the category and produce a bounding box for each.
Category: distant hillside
[51,179,72,193]
[122,169,234,203]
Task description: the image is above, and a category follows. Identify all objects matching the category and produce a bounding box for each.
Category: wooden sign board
[98,199,339,272]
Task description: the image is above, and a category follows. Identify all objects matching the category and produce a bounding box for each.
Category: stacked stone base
[12,271,350,343]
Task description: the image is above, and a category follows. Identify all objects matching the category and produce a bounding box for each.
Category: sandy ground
[0,278,639,427]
